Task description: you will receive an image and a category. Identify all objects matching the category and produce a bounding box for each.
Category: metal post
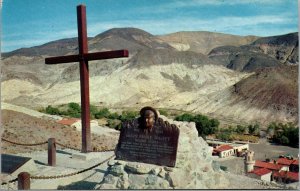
[18,172,30,190]
[48,138,56,166]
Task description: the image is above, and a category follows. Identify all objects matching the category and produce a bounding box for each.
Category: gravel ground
[249,138,299,160]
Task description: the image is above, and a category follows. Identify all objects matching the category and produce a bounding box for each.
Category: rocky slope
[208,32,298,72]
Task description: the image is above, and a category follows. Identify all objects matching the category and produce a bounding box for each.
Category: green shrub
[268,122,298,147]
[119,110,138,122]
[248,124,260,135]
[175,113,219,137]
[158,109,168,116]
[108,112,120,120]
[236,125,246,134]
[95,108,110,119]
[67,102,81,118]
[107,119,121,129]
[45,105,61,115]
[174,113,194,122]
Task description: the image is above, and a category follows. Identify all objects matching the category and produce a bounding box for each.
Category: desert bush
[107,119,121,129]
[119,110,138,122]
[269,122,299,147]
[235,125,246,134]
[95,108,110,119]
[175,113,219,137]
[158,109,168,116]
[45,105,61,115]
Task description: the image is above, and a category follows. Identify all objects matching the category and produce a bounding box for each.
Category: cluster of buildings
[207,139,249,158]
[206,139,299,184]
[245,151,299,184]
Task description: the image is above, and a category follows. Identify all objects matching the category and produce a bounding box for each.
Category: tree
[68,102,81,112]
[279,135,289,145]
[45,105,60,115]
[236,125,246,134]
[67,102,81,118]
[175,113,219,137]
[119,110,138,122]
[95,108,110,119]
[216,132,232,141]
[175,113,194,122]
[248,124,259,135]
[90,104,98,116]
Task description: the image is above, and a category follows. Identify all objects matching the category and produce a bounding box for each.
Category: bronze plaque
[1,154,31,174]
[116,113,180,167]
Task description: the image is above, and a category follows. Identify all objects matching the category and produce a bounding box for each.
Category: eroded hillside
[1,28,298,126]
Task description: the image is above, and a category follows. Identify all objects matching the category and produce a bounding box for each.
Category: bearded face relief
[144,110,155,129]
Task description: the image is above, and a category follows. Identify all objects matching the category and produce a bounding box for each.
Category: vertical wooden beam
[77,4,91,152]
[48,138,56,166]
[18,172,30,190]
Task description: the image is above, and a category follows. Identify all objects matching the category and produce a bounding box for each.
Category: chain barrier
[1,177,18,186]
[1,138,48,146]
[2,137,115,153]
[31,154,115,179]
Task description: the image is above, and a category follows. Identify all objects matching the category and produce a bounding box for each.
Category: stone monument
[115,106,180,167]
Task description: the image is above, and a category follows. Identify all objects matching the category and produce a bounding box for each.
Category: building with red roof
[213,145,234,158]
[57,118,80,126]
[249,168,272,182]
[273,171,299,183]
[254,160,284,171]
[277,158,295,166]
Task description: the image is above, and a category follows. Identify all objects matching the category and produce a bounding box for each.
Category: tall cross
[45,5,129,153]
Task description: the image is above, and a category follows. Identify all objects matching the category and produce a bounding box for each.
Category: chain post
[18,172,30,190]
[48,138,56,166]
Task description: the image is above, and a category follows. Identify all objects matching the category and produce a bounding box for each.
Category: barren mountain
[208,32,298,72]
[158,31,258,54]
[251,32,298,64]
[234,65,298,115]
[208,45,281,71]
[1,28,298,126]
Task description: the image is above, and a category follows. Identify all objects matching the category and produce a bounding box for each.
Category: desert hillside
[1,28,298,126]
[1,108,119,154]
[158,31,258,54]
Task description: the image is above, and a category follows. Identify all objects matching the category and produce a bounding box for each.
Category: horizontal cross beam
[45,49,129,64]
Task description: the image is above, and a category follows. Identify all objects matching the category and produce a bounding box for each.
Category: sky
[1,0,299,52]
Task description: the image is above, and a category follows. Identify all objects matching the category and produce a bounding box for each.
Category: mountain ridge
[1,28,298,126]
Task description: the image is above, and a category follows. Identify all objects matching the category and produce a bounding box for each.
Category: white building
[248,168,272,182]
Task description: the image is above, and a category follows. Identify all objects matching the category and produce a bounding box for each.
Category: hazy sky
[2,0,298,52]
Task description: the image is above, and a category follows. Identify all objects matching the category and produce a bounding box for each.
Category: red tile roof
[57,118,80,126]
[250,168,272,176]
[277,158,294,166]
[273,171,299,181]
[255,160,283,171]
[214,145,233,152]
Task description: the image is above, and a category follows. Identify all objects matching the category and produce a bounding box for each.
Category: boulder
[95,116,230,189]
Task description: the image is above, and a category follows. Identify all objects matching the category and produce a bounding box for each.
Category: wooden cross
[45,4,128,153]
